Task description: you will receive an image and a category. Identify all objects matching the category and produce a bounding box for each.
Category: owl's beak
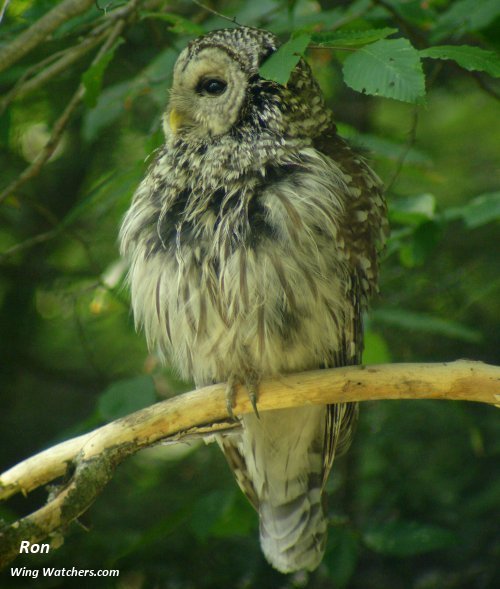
[169,109,183,134]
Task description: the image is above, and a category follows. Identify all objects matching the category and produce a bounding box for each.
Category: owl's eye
[196,78,227,96]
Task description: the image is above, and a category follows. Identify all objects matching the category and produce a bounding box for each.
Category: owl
[120,26,387,573]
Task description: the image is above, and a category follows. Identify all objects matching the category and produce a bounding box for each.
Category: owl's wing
[315,128,387,487]
[322,273,363,486]
[218,435,259,510]
[314,128,388,299]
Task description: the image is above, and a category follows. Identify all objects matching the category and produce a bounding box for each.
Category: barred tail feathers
[259,471,327,573]
[221,406,329,573]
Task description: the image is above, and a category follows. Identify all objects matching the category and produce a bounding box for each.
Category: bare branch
[0,29,109,112]
[0,0,97,74]
[0,87,84,206]
[0,360,498,568]
[0,228,58,261]
[191,0,240,25]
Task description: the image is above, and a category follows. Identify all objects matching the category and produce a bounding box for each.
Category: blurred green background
[0,1,499,588]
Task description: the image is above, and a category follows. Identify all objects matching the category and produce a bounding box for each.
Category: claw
[225,373,261,419]
[246,380,260,419]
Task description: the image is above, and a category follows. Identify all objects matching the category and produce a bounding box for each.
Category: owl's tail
[259,473,327,573]
[234,406,331,574]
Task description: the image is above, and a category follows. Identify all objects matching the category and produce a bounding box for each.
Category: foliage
[0,1,499,588]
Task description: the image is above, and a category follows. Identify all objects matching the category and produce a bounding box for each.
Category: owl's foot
[225,373,260,419]
[246,378,260,419]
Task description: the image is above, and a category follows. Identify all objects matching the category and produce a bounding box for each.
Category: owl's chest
[138,164,354,382]
[150,238,349,384]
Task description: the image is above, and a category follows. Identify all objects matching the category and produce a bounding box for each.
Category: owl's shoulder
[312,129,388,295]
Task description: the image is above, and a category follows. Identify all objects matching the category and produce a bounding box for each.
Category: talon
[247,382,260,419]
[249,391,260,419]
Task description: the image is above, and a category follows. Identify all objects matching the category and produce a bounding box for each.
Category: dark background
[1,1,499,588]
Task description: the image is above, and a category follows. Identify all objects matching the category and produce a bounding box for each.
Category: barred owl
[120,26,387,574]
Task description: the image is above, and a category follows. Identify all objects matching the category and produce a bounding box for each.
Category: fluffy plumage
[120,26,387,574]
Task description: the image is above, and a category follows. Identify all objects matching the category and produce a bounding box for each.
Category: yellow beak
[169,109,183,134]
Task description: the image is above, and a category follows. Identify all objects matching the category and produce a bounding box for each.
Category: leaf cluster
[259,3,500,103]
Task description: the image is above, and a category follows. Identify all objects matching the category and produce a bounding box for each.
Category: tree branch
[0,360,498,568]
[0,0,97,74]
[0,29,109,112]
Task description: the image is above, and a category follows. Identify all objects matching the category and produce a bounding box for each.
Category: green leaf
[136,47,178,107]
[113,505,192,561]
[259,33,311,85]
[337,123,431,166]
[432,0,500,41]
[312,27,397,47]
[210,490,257,538]
[82,48,177,142]
[372,308,482,343]
[398,221,441,267]
[387,0,437,28]
[342,38,426,103]
[347,133,432,167]
[0,108,10,148]
[190,487,257,541]
[55,9,101,38]
[421,45,500,78]
[82,81,131,142]
[190,490,232,541]
[324,527,359,587]
[97,375,157,421]
[363,329,392,364]
[390,194,436,226]
[60,164,144,229]
[363,520,457,556]
[443,192,500,228]
[268,8,345,34]
[82,38,124,108]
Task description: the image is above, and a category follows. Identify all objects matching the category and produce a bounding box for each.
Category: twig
[427,60,499,102]
[0,0,96,74]
[309,45,358,51]
[0,229,58,262]
[372,0,427,49]
[191,0,239,25]
[0,88,85,206]
[0,51,70,114]
[470,71,500,101]
[0,29,109,113]
[0,360,498,567]
[386,105,419,193]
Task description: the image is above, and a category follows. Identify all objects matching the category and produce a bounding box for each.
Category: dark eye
[196,78,227,96]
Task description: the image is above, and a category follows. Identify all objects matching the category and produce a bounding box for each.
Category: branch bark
[0,360,498,568]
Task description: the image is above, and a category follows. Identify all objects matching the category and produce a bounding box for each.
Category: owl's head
[165,27,325,142]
